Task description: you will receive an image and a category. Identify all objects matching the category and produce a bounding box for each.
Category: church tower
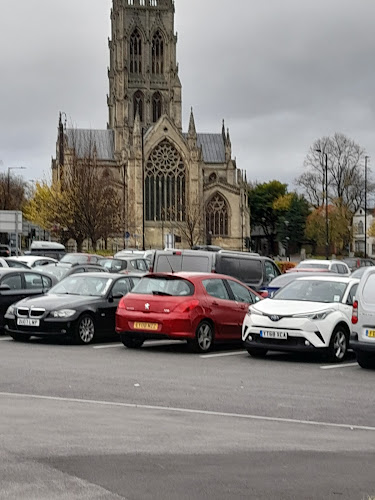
[108,0,182,156]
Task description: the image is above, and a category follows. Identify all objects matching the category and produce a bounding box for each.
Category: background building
[52,0,250,250]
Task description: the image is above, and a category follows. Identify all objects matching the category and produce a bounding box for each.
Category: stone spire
[188,107,197,138]
[225,127,232,163]
[133,109,141,150]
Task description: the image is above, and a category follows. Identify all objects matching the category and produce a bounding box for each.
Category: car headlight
[6,305,15,315]
[50,309,76,318]
[248,306,264,316]
[293,309,334,320]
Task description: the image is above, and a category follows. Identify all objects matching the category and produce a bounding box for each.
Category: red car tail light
[351,300,358,324]
[118,297,126,310]
[174,299,200,313]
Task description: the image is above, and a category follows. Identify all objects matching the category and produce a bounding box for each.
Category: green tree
[249,180,287,253]
[274,193,310,254]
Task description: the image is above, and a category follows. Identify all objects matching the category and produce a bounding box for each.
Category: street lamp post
[316,150,329,259]
[365,156,369,258]
[7,166,26,210]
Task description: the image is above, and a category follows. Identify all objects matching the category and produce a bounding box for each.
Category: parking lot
[0,336,375,499]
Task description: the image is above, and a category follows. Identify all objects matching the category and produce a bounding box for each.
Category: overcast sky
[1,0,375,189]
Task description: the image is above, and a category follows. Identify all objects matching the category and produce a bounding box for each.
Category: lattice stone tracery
[206,193,229,237]
[145,141,185,221]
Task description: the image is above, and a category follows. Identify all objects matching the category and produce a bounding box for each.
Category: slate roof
[66,129,115,161]
[65,128,225,164]
[183,133,225,163]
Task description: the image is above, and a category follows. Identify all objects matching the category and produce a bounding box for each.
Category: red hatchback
[115,272,261,353]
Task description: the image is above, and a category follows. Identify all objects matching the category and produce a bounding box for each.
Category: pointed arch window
[358,220,364,235]
[152,92,162,122]
[130,29,142,74]
[206,193,229,237]
[145,141,185,222]
[133,91,144,122]
[152,30,164,74]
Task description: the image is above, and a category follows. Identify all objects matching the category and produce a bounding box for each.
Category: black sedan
[4,272,141,344]
[0,268,57,331]
[39,263,105,282]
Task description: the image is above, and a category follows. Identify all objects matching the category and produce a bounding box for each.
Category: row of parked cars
[0,242,374,369]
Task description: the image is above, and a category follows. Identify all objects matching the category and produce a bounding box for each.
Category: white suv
[242,276,359,362]
[295,259,350,276]
[350,267,375,369]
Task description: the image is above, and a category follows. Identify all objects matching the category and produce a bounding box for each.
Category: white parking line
[200,350,246,359]
[320,362,358,370]
[93,344,123,349]
[1,391,375,432]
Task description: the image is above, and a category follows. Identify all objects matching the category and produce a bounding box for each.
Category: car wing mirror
[0,284,11,293]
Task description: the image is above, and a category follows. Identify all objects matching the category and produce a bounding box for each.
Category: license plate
[260,330,287,339]
[134,322,158,331]
[17,318,40,327]
[366,330,375,338]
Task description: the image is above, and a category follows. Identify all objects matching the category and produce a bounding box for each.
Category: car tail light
[351,300,358,324]
[260,290,269,298]
[118,297,126,310]
[175,299,199,313]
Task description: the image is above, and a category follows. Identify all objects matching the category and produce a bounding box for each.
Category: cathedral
[52,0,250,250]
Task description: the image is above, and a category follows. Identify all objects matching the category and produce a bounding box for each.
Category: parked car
[59,253,102,265]
[0,245,11,257]
[98,257,149,274]
[150,250,281,291]
[294,259,350,276]
[28,241,66,260]
[242,276,359,362]
[114,249,146,259]
[39,263,106,282]
[10,256,58,268]
[343,257,374,272]
[116,272,261,353]
[0,258,30,269]
[351,267,368,279]
[4,272,140,344]
[0,268,57,331]
[350,267,375,368]
[260,271,336,298]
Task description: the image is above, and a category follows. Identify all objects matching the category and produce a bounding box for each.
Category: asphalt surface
[0,336,374,499]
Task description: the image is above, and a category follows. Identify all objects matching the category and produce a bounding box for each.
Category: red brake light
[118,297,126,310]
[351,300,358,324]
[175,299,199,313]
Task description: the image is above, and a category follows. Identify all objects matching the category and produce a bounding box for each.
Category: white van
[350,267,375,368]
[28,241,66,261]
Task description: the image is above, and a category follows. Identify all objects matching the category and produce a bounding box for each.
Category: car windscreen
[351,267,367,279]
[131,277,194,296]
[60,254,88,264]
[40,265,70,280]
[268,274,297,288]
[50,275,113,297]
[273,279,348,303]
[298,263,330,269]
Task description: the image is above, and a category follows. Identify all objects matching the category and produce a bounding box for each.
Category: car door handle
[212,301,219,306]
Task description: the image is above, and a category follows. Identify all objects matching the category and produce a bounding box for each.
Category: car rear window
[155,255,210,273]
[131,277,194,296]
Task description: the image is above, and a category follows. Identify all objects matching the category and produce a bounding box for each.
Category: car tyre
[188,321,214,353]
[120,334,145,349]
[246,347,268,358]
[327,326,348,362]
[11,333,31,342]
[356,351,375,369]
[74,314,96,345]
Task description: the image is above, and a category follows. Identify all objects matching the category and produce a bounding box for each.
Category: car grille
[16,307,45,318]
[252,334,305,347]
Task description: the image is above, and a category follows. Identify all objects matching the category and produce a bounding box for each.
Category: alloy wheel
[197,323,213,352]
[332,330,347,361]
[78,316,95,344]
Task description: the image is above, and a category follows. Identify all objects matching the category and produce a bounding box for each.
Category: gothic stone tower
[108,0,182,155]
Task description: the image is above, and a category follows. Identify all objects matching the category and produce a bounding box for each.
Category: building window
[206,193,229,237]
[152,92,162,122]
[130,29,142,74]
[133,91,144,122]
[152,30,164,74]
[145,141,185,222]
[358,221,364,235]
[209,173,217,182]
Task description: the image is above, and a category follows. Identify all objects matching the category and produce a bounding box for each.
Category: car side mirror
[0,284,11,293]
[109,293,124,302]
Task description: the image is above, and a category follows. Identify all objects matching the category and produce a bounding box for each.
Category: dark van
[150,250,280,291]
[28,241,66,261]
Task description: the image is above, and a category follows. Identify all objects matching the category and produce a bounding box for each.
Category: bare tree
[0,172,27,210]
[165,199,204,249]
[296,133,372,213]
